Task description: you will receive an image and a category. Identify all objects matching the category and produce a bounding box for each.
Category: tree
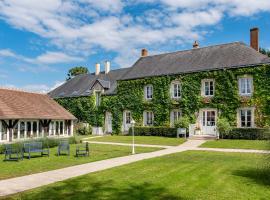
[67,66,89,80]
[259,48,270,57]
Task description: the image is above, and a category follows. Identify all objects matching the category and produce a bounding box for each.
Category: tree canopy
[67,66,89,80]
[259,48,270,57]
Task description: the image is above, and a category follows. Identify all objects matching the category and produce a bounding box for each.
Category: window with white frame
[144,111,154,126]
[95,91,102,106]
[170,109,182,126]
[202,79,214,96]
[125,111,131,124]
[239,108,254,128]
[171,81,181,99]
[144,85,153,100]
[238,77,253,96]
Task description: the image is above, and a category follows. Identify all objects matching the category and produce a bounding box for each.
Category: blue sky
[0,0,269,93]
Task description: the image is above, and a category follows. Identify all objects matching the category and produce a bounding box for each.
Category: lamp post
[131,119,136,155]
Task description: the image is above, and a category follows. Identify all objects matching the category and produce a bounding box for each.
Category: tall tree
[259,48,270,57]
[67,66,89,80]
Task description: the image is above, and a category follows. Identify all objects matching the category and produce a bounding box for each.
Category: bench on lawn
[76,142,89,157]
[23,142,50,159]
[58,140,70,156]
[4,144,23,161]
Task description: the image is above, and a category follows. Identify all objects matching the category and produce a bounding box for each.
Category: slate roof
[49,42,270,98]
[49,68,130,98]
[0,88,76,120]
[121,42,270,80]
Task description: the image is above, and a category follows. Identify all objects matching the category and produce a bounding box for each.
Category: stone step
[189,135,217,140]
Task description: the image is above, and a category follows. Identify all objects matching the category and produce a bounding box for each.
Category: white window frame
[201,79,215,97]
[171,81,181,99]
[238,76,253,96]
[170,109,182,127]
[124,110,132,125]
[144,111,154,126]
[144,85,153,100]
[237,107,255,128]
[95,90,102,106]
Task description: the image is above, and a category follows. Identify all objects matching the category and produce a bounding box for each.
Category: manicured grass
[88,135,186,146]
[0,144,161,180]
[200,139,270,150]
[6,151,270,200]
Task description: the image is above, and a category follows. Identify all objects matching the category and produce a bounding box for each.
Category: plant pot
[177,128,186,138]
[194,129,201,135]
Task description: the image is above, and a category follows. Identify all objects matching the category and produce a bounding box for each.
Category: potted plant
[194,125,201,135]
[216,117,232,139]
[174,116,190,138]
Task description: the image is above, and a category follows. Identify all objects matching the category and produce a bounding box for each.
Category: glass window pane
[246,79,251,94]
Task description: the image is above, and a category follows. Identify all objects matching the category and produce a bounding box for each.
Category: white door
[200,109,217,135]
[123,111,131,132]
[105,112,112,133]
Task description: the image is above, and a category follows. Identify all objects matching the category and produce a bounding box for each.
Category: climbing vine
[56,65,270,134]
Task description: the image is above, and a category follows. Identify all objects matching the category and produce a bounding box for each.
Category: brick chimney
[105,61,110,74]
[250,27,259,51]
[95,63,100,75]
[193,41,199,48]
[141,48,148,57]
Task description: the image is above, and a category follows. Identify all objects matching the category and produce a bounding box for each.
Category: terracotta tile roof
[0,88,76,120]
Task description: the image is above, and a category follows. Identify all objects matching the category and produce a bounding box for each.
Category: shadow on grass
[15,179,181,200]
[233,150,270,187]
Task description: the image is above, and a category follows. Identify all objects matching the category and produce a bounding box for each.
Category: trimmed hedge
[0,136,77,154]
[220,128,270,140]
[128,126,177,137]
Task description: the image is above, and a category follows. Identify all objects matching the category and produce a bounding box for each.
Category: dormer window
[144,85,153,100]
[238,76,253,96]
[95,91,101,106]
[171,81,181,99]
[202,79,214,97]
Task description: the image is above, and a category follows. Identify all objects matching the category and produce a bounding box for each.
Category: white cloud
[80,0,123,13]
[1,80,65,93]
[0,0,269,68]
[0,49,17,57]
[36,52,83,64]
[0,49,83,65]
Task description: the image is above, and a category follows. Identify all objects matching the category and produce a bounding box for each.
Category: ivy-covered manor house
[49,28,270,137]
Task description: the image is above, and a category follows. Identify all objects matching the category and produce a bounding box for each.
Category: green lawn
[6,151,270,200]
[88,135,186,146]
[200,139,270,150]
[0,144,161,180]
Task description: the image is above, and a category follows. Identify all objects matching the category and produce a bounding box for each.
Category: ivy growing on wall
[56,65,270,134]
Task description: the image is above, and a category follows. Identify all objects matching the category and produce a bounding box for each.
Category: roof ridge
[144,41,244,58]
[0,87,46,95]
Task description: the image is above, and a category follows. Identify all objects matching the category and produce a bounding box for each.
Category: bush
[221,128,270,140]
[75,122,92,135]
[174,116,190,129]
[128,126,177,137]
[217,118,232,138]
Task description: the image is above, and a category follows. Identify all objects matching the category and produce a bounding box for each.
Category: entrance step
[189,135,217,140]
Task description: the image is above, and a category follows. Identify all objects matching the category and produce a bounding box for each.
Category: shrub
[128,126,177,137]
[221,128,270,140]
[174,116,190,129]
[217,118,232,138]
[75,122,92,135]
